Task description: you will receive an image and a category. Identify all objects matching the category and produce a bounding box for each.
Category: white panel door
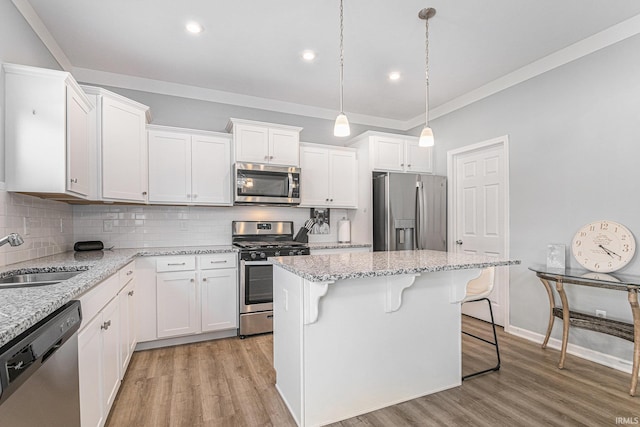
[201,269,238,332]
[101,296,121,412]
[191,135,232,205]
[451,138,508,325]
[235,124,270,163]
[66,86,91,196]
[300,146,330,206]
[78,313,104,427]
[372,136,404,171]
[148,130,191,203]
[156,271,199,338]
[269,128,300,166]
[328,150,357,208]
[405,139,433,174]
[102,97,147,202]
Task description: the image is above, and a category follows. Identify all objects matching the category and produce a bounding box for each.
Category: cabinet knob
[142,191,147,196]
[264,155,269,160]
[70,178,78,184]
[126,270,133,276]
[325,198,329,202]
[193,194,198,198]
[101,320,112,330]
[456,240,463,245]
[187,194,191,198]
[330,199,333,202]
[190,278,195,282]
[270,156,274,160]
[407,164,411,168]
[400,163,404,167]
[202,277,207,282]
[128,290,134,296]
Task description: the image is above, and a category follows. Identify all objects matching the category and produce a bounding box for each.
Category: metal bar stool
[461,267,501,380]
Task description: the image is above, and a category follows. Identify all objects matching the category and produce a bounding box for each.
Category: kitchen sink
[0,271,83,289]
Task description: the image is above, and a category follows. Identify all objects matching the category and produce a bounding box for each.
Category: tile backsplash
[0,190,74,267]
[0,188,348,267]
[73,204,347,249]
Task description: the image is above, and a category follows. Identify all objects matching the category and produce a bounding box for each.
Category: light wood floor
[106,317,640,427]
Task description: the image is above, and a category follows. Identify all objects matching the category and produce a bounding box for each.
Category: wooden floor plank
[106,316,640,426]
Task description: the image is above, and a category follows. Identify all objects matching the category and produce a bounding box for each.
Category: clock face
[571,220,636,272]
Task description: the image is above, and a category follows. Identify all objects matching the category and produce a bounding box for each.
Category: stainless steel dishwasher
[0,300,82,426]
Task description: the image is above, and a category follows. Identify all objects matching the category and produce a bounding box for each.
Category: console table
[529,265,640,396]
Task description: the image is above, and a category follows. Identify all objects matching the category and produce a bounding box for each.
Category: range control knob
[289,250,295,256]
[259,252,266,259]
[274,251,281,257]
[250,252,257,260]
[297,250,305,255]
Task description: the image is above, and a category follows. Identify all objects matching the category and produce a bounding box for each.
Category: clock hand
[599,244,622,260]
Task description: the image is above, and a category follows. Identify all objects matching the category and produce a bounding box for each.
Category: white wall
[414,34,640,360]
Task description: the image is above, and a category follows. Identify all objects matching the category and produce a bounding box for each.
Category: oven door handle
[242,260,273,266]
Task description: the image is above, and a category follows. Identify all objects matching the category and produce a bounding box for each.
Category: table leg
[628,289,640,396]
[555,280,570,369]
[539,278,555,349]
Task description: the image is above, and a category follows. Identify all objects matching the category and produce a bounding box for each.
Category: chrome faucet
[0,233,24,248]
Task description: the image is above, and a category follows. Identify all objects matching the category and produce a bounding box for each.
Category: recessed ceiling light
[388,71,401,81]
[302,50,316,61]
[186,22,203,34]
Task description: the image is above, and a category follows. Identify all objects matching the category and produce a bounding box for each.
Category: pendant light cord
[339,0,345,114]
[424,14,430,127]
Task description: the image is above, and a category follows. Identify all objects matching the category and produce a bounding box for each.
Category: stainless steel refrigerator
[373,172,446,251]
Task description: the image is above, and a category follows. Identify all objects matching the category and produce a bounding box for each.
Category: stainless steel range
[233,221,310,338]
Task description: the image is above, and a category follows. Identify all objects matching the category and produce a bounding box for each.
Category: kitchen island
[270,250,520,427]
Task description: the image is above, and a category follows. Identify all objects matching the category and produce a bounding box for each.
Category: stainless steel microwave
[234,163,301,205]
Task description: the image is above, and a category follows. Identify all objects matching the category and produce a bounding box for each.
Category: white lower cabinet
[136,253,238,345]
[201,268,238,332]
[156,270,199,338]
[119,268,137,378]
[78,261,137,427]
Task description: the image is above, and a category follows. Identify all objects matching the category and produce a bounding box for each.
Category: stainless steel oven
[233,221,309,338]
[234,163,301,205]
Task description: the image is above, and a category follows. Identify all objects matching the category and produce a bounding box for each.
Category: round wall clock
[571,220,636,273]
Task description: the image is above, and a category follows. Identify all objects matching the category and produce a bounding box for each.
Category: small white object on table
[270,250,520,427]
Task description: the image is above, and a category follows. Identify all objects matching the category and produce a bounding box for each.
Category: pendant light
[418,8,436,147]
[334,0,350,137]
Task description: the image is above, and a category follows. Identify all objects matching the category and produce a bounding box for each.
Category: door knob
[456,240,463,245]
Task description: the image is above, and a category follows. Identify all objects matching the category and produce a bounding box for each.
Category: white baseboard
[505,325,634,375]
[135,329,239,351]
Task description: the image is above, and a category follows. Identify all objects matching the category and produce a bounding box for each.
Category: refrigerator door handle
[415,181,423,250]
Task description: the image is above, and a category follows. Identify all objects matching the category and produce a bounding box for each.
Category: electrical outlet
[103,220,114,233]
[60,218,64,233]
[596,310,606,319]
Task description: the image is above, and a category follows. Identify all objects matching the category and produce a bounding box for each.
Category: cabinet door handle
[128,290,134,296]
[407,164,412,168]
[70,178,78,184]
[210,260,227,264]
[142,191,148,196]
[168,262,186,266]
[101,320,111,330]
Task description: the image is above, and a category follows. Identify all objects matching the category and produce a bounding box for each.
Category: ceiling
[20,0,640,128]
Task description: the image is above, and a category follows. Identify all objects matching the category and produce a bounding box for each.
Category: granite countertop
[270,249,521,282]
[307,242,372,250]
[0,245,236,348]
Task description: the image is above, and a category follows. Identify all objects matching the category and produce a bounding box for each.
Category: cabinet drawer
[78,273,120,328]
[119,260,136,286]
[156,256,196,272]
[198,253,237,270]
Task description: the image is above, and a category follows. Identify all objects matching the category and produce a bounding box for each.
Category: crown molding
[408,13,640,128]
[71,67,411,131]
[11,0,73,71]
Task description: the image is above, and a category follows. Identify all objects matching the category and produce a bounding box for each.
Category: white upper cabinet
[4,63,93,199]
[82,86,150,203]
[300,143,358,209]
[371,133,433,174]
[227,118,302,166]
[147,125,232,206]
